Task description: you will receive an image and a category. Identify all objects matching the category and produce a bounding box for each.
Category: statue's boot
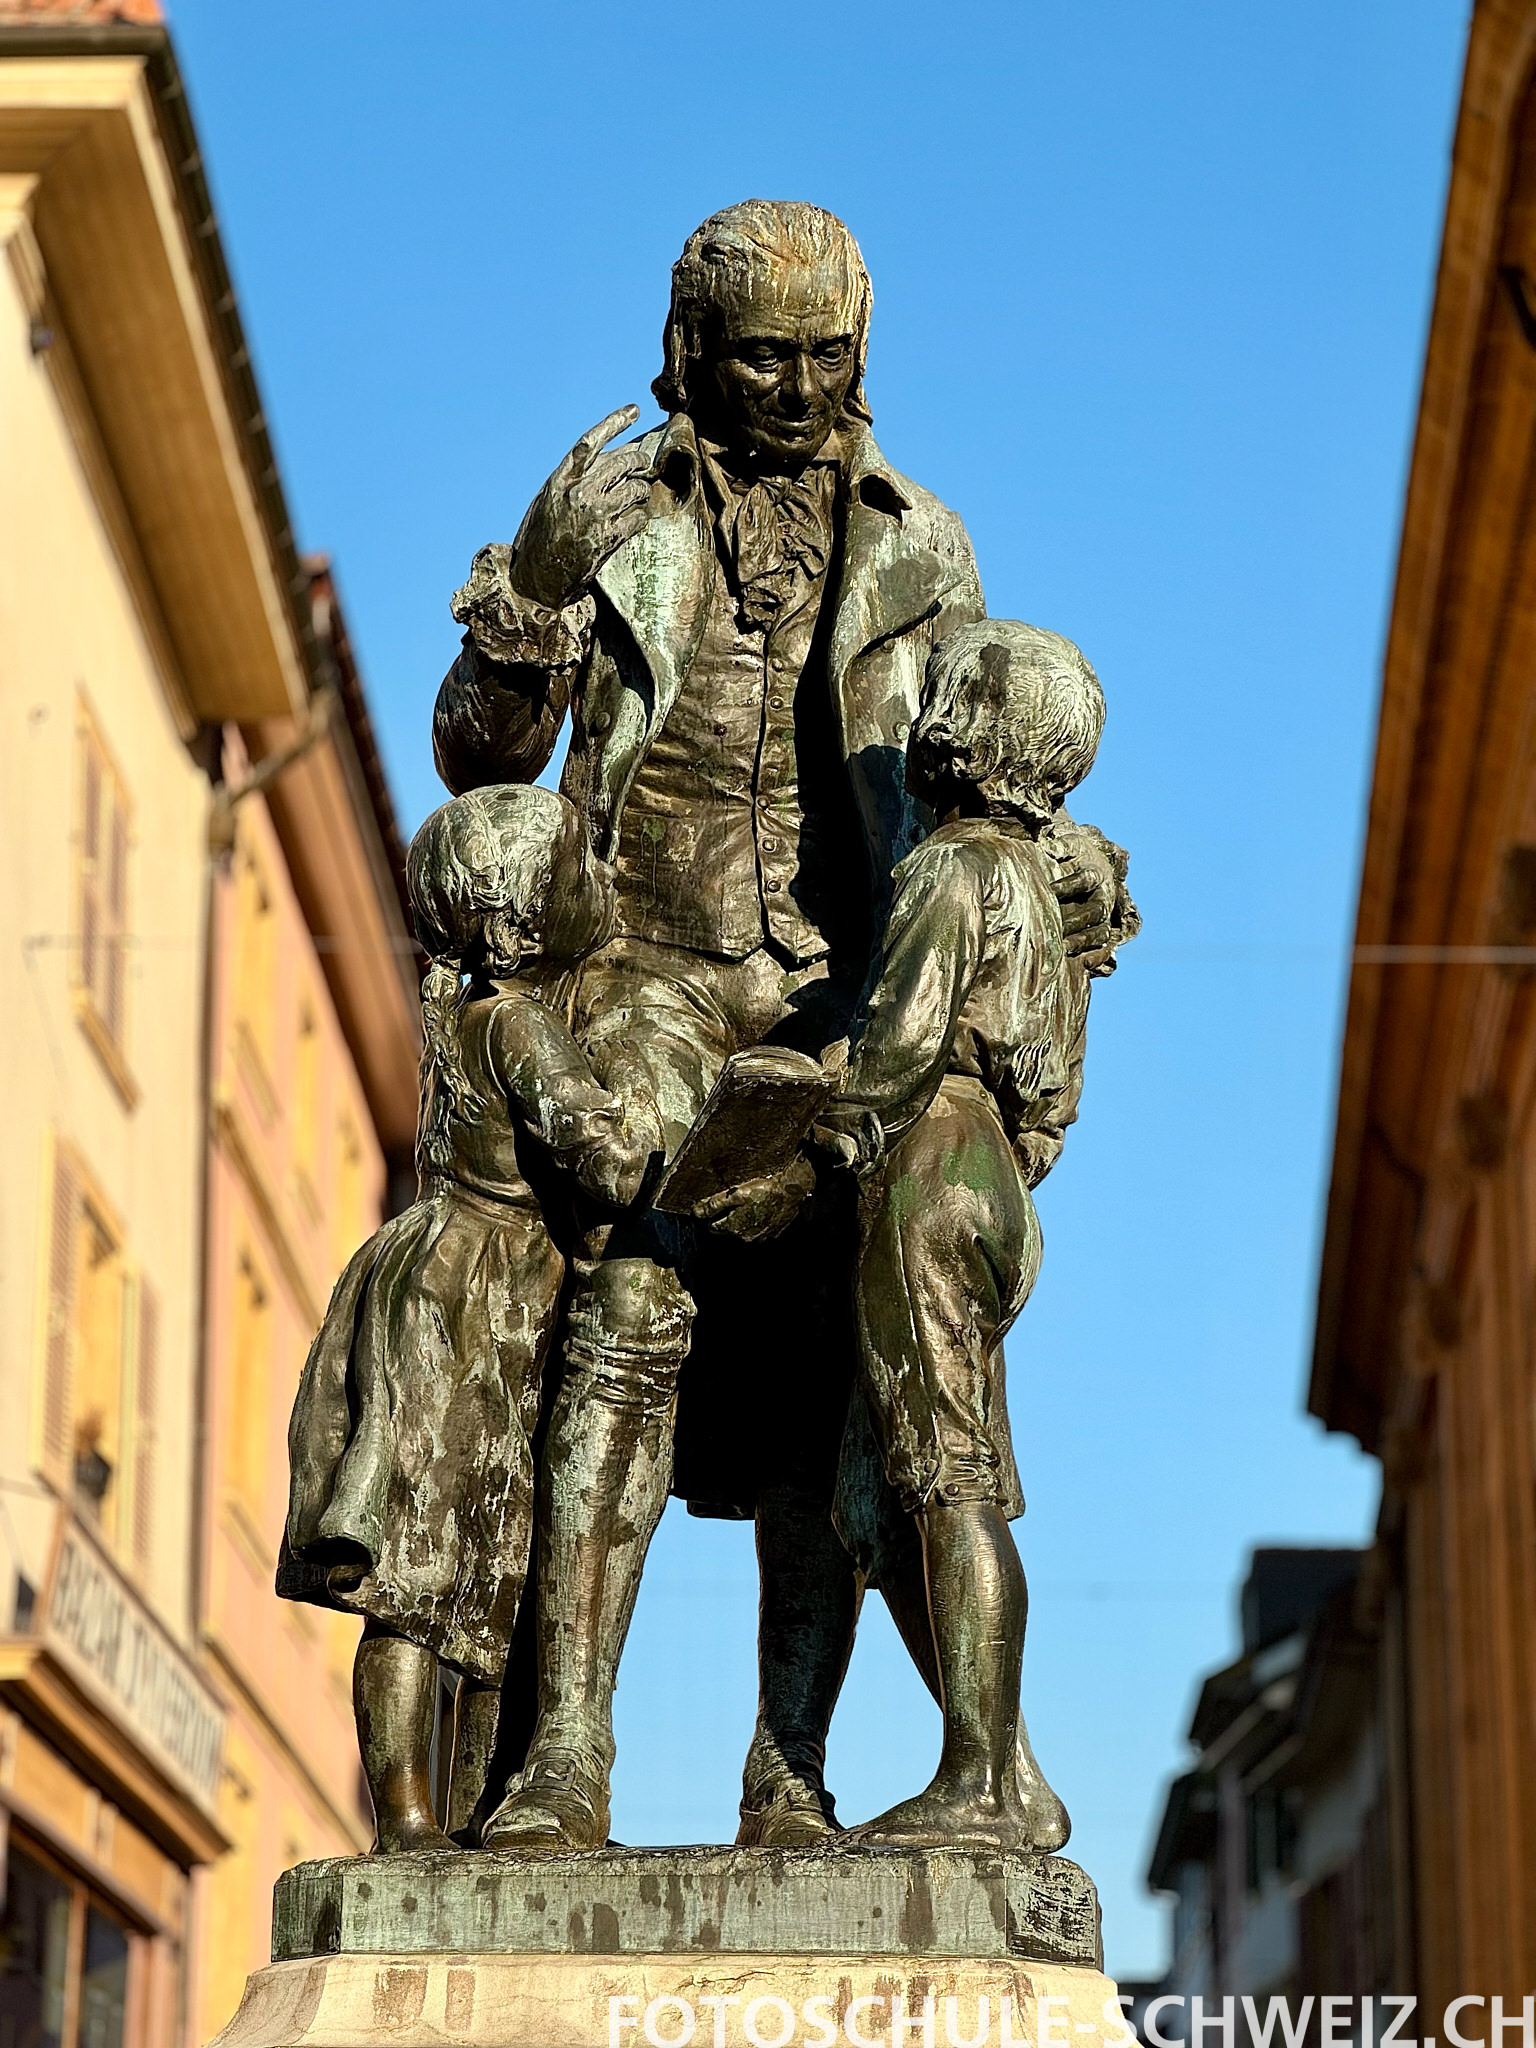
[487,1749,612,1850]
[737,1770,839,1848]
[446,1676,500,1847]
[736,1481,859,1847]
[482,1257,693,1854]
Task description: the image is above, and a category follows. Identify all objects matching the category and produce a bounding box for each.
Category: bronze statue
[280,199,1135,1861]
[822,620,1129,1846]
[278,786,661,1851]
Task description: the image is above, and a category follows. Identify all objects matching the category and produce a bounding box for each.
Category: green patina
[943,1138,1001,1194]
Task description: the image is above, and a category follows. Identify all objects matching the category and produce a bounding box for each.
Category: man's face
[700,276,859,471]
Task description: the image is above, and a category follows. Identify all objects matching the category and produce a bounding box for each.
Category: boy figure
[820,619,1135,1850]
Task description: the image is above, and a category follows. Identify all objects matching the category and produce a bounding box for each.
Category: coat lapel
[590,417,713,846]
[829,435,958,747]
[595,492,712,736]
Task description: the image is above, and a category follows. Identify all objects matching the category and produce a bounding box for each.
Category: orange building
[0,6,421,2041]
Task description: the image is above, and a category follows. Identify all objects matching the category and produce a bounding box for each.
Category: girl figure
[277,785,662,1853]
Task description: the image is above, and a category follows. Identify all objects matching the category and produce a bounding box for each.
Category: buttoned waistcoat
[433,416,986,938]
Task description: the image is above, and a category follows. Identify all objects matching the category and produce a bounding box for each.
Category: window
[332,1117,365,1271]
[79,1906,130,2048]
[72,1201,125,1536]
[227,1247,271,1531]
[73,709,133,1102]
[0,1839,134,2048]
[292,1001,320,1213]
[1246,1785,1297,1891]
[129,1283,158,1576]
[233,840,277,1101]
[38,1139,157,1568]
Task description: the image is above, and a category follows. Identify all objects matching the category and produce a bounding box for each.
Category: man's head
[912,622,1105,827]
[655,200,872,471]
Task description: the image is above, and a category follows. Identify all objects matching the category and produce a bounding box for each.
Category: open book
[652,1046,835,1216]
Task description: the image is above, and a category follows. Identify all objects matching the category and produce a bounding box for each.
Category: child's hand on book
[811,1103,883,1176]
[686,1154,817,1243]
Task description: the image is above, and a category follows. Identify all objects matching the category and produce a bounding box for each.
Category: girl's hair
[405,784,573,1175]
[653,199,874,427]
[915,622,1105,828]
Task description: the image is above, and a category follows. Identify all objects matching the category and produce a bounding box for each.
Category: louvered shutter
[105,799,127,1045]
[80,745,100,1005]
[133,1278,158,1571]
[43,1146,78,1470]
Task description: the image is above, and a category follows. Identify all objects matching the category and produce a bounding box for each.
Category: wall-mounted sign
[41,1517,223,1815]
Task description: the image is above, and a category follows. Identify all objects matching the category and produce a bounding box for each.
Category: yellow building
[0,5,421,2040]
[193,562,421,2039]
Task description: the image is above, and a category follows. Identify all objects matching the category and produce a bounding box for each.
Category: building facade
[1141,1549,1400,2029]
[1141,0,1536,2021]
[1309,0,1536,2016]
[192,565,420,2040]
[0,8,420,2041]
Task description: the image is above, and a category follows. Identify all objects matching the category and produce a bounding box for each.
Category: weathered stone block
[271,1847,1101,1971]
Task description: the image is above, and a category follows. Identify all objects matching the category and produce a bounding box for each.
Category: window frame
[0,1827,149,2048]
[36,1135,158,1577]
[231,830,279,1123]
[71,701,138,1111]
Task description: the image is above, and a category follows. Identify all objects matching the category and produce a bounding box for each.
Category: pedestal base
[273,1847,1101,1968]
[210,1950,1128,2048]
[212,1847,1118,2048]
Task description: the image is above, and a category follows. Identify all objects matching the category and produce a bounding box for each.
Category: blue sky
[163,0,1470,1975]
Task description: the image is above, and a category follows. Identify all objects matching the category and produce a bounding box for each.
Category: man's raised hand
[509,404,651,612]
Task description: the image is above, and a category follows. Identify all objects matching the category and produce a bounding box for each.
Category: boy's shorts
[841,1076,1037,1536]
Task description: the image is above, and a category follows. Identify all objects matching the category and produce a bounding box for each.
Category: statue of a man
[433,200,1118,1850]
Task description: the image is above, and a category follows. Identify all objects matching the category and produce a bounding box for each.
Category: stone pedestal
[211,1847,1127,2048]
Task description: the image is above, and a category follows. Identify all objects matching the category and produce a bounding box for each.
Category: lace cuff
[450,543,594,672]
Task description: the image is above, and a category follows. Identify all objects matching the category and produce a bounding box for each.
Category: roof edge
[1308,0,1536,1440]
[0,17,331,719]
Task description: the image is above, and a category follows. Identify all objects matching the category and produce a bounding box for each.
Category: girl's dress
[277,985,657,1682]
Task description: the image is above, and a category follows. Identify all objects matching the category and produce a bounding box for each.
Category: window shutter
[80,743,101,1005]
[105,800,127,1045]
[133,1279,158,1572]
[79,877,98,1010]
[43,1147,79,1471]
[82,745,100,863]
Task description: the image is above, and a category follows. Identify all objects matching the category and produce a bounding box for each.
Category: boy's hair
[406,784,574,1176]
[914,621,1104,826]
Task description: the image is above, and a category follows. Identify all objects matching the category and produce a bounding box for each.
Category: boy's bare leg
[852,1499,1031,1849]
[873,1509,1069,1850]
[354,1621,454,1854]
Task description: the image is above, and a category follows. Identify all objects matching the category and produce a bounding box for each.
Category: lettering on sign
[46,1528,223,1806]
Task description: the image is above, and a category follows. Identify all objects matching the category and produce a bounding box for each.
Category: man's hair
[915,621,1105,826]
[654,199,873,424]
